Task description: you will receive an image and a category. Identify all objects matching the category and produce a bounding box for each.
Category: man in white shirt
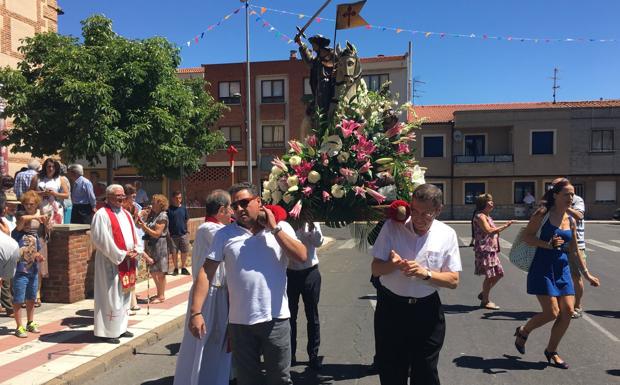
[371,184,461,385]
[189,182,307,385]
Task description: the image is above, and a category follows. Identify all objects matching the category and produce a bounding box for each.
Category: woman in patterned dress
[137,194,169,303]
[473,194,513,310]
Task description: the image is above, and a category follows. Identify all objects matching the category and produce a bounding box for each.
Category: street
[83,222,620,385]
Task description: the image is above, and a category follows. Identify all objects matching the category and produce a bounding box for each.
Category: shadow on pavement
[607,369,620,376]
[166,343,180,355]
[453,354,547,374]
[61,316,93,329]
[480,311,537,321]
[75,309,94,317]
[39,330,100,344]
[141,376,174,385]
[0,325,13,336]
[358,294,376,300]
[291,363,373,384]
[442,304,479,314]
[586,310,620,319]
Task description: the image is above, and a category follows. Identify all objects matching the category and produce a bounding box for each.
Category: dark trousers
[375,288,445,385]
[1,278,12,310]
[71,204,93,225]
[286,265,321,360]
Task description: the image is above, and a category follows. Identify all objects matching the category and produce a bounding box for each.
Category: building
[175,50,410,203]
[410,100,620,219]
[1,0,61,175]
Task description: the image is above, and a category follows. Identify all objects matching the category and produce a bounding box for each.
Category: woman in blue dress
[513,179,600,369]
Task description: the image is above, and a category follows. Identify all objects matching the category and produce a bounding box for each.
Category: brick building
[1,0,61,175]
[175,50,410,203]
[410,100,620,219]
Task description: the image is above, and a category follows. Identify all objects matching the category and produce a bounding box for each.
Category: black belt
[378,285,438,305]
[287,264,318,274]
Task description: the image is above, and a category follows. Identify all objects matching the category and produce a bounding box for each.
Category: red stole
[104,206,137,292]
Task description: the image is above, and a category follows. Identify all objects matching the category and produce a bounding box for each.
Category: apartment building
[410,100,620,219]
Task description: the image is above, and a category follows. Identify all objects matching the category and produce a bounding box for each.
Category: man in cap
[295,34,335,115]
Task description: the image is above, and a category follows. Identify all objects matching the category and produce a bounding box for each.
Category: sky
[57,1,619,105]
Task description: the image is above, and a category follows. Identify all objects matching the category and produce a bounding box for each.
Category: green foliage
[0,15,226,177]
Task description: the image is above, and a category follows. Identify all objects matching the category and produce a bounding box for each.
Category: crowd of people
[0,167,605,384]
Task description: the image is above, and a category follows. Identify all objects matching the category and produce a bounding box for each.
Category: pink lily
[289,200,303,219]
[271,156,288,171]
[353,186,366,197]
[358,160,372,174]
[398,143,410,154]
[302,186,313,197]
[306,135,318,147]
[321,152,329,166]
[385,122,404,138]
[288,140,303,154]
[339,167,356,178]
[365,187,387,204]
[322,191,331,202]
[365,179,379,190]
[340,119,361,138]
[351,135,377,159]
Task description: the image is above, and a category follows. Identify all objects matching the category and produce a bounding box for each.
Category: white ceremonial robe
[174,221,231,385]
[91,207,141,338]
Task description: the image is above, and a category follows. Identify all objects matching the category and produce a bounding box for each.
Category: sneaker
[571,308,583,319]
[171,268,179,276]
[26,321,40,333]
[15,325,27,338]
[181,268,190,275]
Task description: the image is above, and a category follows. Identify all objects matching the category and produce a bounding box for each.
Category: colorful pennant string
[253,14,295,45]
[182,5,243,49]
[249,4,617,44]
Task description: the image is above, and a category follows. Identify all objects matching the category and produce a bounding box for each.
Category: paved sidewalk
[0,273,194,385]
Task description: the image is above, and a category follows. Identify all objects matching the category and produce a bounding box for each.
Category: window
[595,181,616,202]
[220,126,242,146]
[464,135,485,156]
[261,80,285,103]
[218,81,241,104]
[573,183,584,200]
[514,182,536,204]
[531,130,555,155]
[303,77,312,96]
[464,182,485,204]
[262,125,285,148]
[362,73,390,92]
[591,129,614,152]
[423,136,444,158]
[429,182,445,203]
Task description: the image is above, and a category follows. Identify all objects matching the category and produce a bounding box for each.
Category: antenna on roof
[550,68,560,104]
[412,77,426,106]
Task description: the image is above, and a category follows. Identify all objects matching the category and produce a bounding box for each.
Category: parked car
[613,208,620,220]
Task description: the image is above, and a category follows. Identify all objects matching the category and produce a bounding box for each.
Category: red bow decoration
[264,204,288,223]
[386,200,410,223]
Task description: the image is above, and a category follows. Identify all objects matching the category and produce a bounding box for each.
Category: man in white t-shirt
[371,184,461,385]
[189,182,307,385]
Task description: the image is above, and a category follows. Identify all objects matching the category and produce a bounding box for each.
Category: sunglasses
[231,197,256,210]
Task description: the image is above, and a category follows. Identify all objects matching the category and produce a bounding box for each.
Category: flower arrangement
[262,83,426,224]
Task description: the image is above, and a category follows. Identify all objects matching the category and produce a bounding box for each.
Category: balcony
[454,154,513,163]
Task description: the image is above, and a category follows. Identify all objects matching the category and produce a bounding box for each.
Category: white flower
[319,135,343,157]
[331,184,345,199]
[287,175,299,187]
[267,179,278,191]
[337,151,350,163]
[288,185,299,193]
[307,170,321,184]
[345,170,358,184]
[283,193,293,204]
[289,155,302,167]
[271,190,282,204]
[271,166,284,176]
[411,165,426,188]
[378,185,398,201]
[262,181,270,190]
[262,189,272,202]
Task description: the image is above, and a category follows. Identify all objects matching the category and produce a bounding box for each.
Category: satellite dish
[453,130,463,142]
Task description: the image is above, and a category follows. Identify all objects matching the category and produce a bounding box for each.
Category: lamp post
[233,91,250,183]
[239,0,252,184]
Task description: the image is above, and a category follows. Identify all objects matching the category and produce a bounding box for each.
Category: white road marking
[499,239,513,249]
[609,239,620,245]
[338,239,357,249]
[587,239,620,253]
[581,314,620,342]
[458,237,471,247]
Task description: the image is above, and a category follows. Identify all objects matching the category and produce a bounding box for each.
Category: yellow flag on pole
[336,1,368,30]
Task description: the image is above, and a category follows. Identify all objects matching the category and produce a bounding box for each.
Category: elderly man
[371,184,461,385]
[190,182,307,385]
[91,185,142,344]
[67,164,97,224]
[174,190,233,385]
[14,159,40,199]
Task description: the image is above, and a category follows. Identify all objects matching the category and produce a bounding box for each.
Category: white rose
[337,152,350,163]
[288,185,299,193]
[271,190,282,204]
[411,165,426,187]
[267,179,278,191]
[307,170,321,184]
[263,181,270,190]
[261,189,272,202]
[282,193,293,204]
[289,155,302,167]
[331,184,345,199]
[287,175,299,187]
[271,166,283,176]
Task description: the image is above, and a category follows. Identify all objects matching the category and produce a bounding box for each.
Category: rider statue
[295,34,336,117]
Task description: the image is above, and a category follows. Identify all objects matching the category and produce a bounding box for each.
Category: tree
[0,15,227,181]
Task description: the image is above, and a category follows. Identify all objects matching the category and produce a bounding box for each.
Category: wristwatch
[271,224,283,235]
[423,269,433,280]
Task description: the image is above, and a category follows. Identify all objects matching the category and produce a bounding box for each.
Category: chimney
[289,50,297,60]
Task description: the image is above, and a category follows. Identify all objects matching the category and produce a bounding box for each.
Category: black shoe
[544,350,569,369]
[100,337,120,344]
[514,326,527,355]
[309,356,323,370]
[181,268,190,275]
[119,331,134,338]
[291,355,297,366]
[171,268,179,276]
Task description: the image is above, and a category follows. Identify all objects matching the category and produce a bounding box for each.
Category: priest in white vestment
[174,189,233,385]
[92,184,142,344]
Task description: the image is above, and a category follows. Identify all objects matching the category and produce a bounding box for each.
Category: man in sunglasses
[190,182,307,385]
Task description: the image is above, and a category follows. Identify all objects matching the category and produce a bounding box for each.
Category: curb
[44,315,186,385]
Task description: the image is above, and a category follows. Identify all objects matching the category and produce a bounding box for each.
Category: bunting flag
[253,14,295,45]
[336,1,369,30]
[181,5,243,49]
[250,4,617,44]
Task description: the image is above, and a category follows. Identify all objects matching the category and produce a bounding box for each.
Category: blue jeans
[12,271,38,304]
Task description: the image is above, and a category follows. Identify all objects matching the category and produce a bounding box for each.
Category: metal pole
[243,0,253,184]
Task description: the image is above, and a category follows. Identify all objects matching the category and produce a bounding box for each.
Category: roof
[410,100,620,123]
[177,67,203,74]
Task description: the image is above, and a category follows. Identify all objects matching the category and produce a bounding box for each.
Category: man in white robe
[174,189,233,385]
[92,184,142,344]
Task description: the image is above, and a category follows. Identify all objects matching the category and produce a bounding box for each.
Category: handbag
[508,212,550,272]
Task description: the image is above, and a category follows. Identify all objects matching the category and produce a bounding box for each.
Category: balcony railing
[454,154,513,163]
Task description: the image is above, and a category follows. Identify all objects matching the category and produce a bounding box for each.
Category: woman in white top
[29,158,69,226]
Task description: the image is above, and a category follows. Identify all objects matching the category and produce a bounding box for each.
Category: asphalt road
[82,222,620,385]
